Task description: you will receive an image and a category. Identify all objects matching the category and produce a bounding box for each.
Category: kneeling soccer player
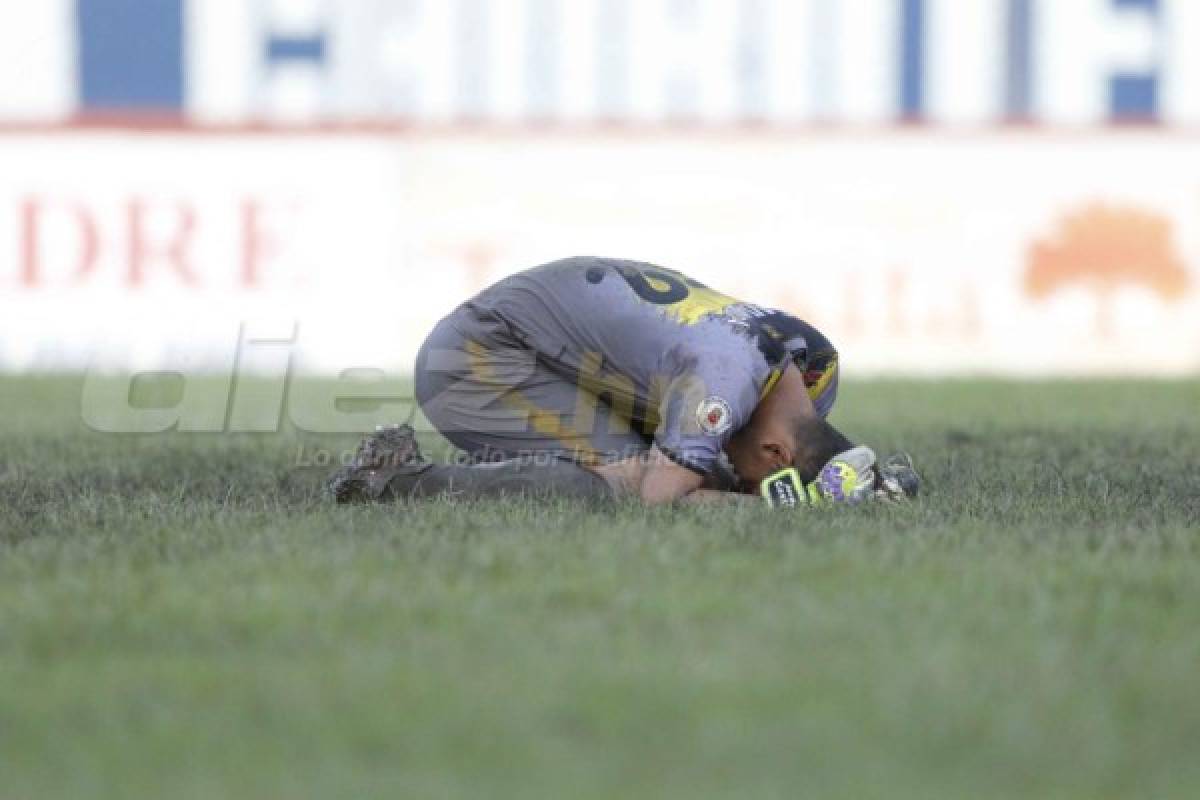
[328,257,917,508]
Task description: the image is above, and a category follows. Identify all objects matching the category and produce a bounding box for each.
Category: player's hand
[760,447,918,509]
[809,445,881,505]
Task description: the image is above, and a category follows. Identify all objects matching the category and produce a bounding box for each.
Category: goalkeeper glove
[760,447,918,509]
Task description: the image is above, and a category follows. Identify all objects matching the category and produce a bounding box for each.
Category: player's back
[466,257,779,397]
[458,256,840,471]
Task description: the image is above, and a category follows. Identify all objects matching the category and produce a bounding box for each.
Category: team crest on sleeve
[696,396,733,436]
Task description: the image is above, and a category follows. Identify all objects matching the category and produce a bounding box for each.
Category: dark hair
[790,415,854,483]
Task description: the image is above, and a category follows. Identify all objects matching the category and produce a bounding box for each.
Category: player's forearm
[639,472,691,505]
[637,451,704,505]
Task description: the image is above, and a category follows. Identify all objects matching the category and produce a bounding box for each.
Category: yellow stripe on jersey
[666,284,742,326]
[759,368,782,400]
[759,356,838,408]
[807,356,838,404]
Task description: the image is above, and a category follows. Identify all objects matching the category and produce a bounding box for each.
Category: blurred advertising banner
[2,130,1199,376]
[1,0,1195,126]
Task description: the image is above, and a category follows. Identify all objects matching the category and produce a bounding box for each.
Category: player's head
[724,362,853,486]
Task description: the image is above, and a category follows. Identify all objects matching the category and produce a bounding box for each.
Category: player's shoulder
[521,256,689,282]
[522,256,646,274]
[750,308,837,363]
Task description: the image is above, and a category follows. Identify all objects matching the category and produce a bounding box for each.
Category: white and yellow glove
[760,447,918,509]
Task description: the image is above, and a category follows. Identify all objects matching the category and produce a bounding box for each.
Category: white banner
[1,131,1198,376]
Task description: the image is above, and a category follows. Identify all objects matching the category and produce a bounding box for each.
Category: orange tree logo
[1025,204,1191,336]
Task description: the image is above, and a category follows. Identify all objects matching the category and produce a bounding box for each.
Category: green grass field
[1,376,1198,799]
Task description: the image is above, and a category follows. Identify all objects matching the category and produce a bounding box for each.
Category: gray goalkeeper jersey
[467,257,838,474]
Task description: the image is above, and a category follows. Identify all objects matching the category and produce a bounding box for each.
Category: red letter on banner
[19,198,100,288]
[127,199,198,287]
[240,200,282,288]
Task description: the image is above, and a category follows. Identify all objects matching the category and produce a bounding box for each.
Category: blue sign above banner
[56,0,1186,124]
[77,0,184,111]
